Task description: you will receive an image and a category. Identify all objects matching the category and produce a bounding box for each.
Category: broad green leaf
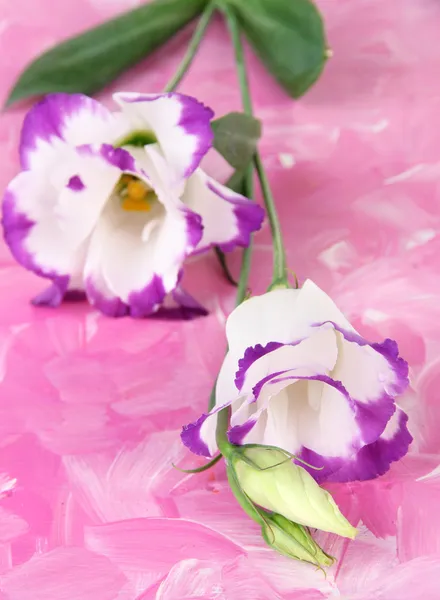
[6,0,207,106]
[226,0,328,98]
[212,112,261,170]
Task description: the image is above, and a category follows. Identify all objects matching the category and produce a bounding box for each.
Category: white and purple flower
[2,92,264,317]
[182,280,412,483]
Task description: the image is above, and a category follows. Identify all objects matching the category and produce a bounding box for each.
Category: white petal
[3,169,86,278]
[226,281,355,358]
[216,351,240,407]
[262,387,302,455]
[246,370,360,458]
[20,93,116,171]
[53,146,124,248]
[84,197,200,317]
[237,327,339,395]
[182,170,264,253]
[332,333,397,403]
[114,92,214,184]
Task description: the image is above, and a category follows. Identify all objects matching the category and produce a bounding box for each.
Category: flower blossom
[182,280,412,483]
[2,92,264,317]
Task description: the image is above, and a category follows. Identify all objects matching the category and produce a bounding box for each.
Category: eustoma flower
[2,92,264,317]
[182,280,412,483]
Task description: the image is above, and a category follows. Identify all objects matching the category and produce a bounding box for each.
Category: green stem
[224,5,252,115]
[172,453,222,474]
[235,168,254,306]
[215,404,233,458]
[164,2,216,93]
[253,153,287,289]
[214,247,238,286]
[225,5,289,290]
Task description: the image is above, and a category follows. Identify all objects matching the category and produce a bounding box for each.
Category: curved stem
[172,453,222,474]
[214,247,238,286]
[253,153,287,289]
[225,6,289,290]
[164,1,216,93]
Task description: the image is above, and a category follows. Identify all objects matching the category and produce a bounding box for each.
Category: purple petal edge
[85,279,129,318]
[32,279,70,307]
[2,187,36,272]
[2,187,68,285]
[207,181,265,252]
[178,95,214,178]
[181,413,211,457]
[298,409,413,483]
[235,342,284,391]
[228,418,258,445]
[314,321,410,396]
[128,275,167,318]
[19,93,111,169]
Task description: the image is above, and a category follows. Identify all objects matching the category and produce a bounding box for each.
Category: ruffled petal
[20,93,115,171]
[113,92,214,184]
[182,170,264,253]
[237,333,407,464]
[317,323,409,444]
[225,281,355,359]
[181,399,235,457]
[31,280,68,307]
[2,170,84,281]
[298,408,413,483]
[2,143,139,309]
[234,326,339,394]
[240,357,409,482]
[32,283,85,308]
[84,210,199,317]
[249,370,361,458]
[83,162,203,317]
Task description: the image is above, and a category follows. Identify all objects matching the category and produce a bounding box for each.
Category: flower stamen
[118,175,155,212]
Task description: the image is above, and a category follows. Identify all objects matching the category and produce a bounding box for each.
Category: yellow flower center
[118,175,155,212]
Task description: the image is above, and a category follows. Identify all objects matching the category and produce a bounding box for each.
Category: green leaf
[226,0,328,98]
[225,169,248,196]
[212,112,261,171]
[6,0,208,106]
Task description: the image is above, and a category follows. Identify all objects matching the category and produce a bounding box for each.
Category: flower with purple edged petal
[181,280,412,483]
[2,92,264,317]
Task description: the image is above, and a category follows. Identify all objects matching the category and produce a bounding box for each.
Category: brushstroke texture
[0,0,439,597]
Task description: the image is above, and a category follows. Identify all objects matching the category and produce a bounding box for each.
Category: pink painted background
[0,0,439,597]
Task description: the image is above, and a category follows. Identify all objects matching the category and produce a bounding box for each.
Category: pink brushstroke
[0,0,439,597]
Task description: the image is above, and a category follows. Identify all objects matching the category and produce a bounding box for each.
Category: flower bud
[263,513,334,568]
[232,446,357,539]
